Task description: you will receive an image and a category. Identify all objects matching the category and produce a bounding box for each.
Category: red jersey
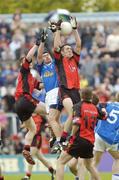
[73,101,99,144]
[54,50,80,89]
[15,58,40,101]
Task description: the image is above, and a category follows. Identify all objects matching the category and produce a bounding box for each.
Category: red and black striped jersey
[15,58,40,101]
[54,50,80,89]
[73,101,99,144]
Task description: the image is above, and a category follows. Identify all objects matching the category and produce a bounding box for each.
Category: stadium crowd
[0,11,119,156]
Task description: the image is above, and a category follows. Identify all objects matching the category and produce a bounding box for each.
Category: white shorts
[45,87,59,113]
[94,133,119,152]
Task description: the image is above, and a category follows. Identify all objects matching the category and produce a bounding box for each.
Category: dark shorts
[60,86,81,104]
[67,136,94,159]
[31,134,42,149]
[50,104,63,112]
[15,96,36,122]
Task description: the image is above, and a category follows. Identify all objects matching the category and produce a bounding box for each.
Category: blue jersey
[36,60,59,92]
[95,102,119,144]
[32,89,46,103]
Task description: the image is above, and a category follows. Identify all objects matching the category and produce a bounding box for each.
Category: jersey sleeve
[97,107,107,120]
[34,78,42,90]
[54,49,61,61]
[20,58,31,73]
[73,51,80,64]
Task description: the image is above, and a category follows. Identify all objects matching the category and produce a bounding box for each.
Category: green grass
[5,173,111,180]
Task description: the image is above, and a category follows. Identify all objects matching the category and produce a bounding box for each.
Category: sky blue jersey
[95,102,119,144]
[36,60,59,93]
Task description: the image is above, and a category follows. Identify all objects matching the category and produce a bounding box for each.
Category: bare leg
[34,102,47,116]
[22,117,36,165]
[56,150,73,180]
[26,147,37,175]
[63,98,73,133]
[68,158,78,176]
[36,150,53,168]
[84,158,100,180]
[23,117,36,145]
[48,108,62,138]
[93,151,103,167]
[109,150,119,180]
[78,158,86,180]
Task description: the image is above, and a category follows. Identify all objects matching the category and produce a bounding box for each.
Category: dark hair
[43,48,49,54]
[2,95,15,112]
[81,88,93,101]
[19,56,25,62]
[92,94,99,105]
[60,44,70,51]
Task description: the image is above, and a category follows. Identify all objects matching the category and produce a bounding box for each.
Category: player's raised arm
[70,16,81,55]
[37,29,48,64]
[53,19,62,50]
[26,40,40,62]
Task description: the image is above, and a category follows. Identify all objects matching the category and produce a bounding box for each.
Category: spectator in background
[11,10,26,35]
[81,25,95,51]
[81,54,97,86]
[80,74,88,89]
[101,77,114,94]
[106,29,119,57]
[105,66,116,85]
[1,95,15,112]
[114,78,119,93]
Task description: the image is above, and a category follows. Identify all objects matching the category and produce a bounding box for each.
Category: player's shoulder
[107,102,119,108]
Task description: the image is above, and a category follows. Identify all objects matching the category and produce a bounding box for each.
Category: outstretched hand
[70,16,77,29]
[48,21,57,33]
[56,19,63,30]
[41,28,48,42]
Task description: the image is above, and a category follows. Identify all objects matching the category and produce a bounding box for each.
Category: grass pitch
[5,173,111,180]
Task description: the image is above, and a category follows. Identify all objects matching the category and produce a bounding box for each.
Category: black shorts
[31,134,42,149]
[60,86,80,104]
[67,136,94,159]
[50,104,63,112]
[15,96,36,122]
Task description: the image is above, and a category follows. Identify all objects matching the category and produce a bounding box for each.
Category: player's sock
[60,131,68,143]
[24,145,30,152]
[48,167,55,174]
[112,174,119,180]
[75,176,79,180]
[0,176,4,180]
[26,172,31,178]
[49,137,56,148]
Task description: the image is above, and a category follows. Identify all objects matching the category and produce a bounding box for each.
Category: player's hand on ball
[48,21,57,33]
[56,19,63,30]
[70,16,77,29]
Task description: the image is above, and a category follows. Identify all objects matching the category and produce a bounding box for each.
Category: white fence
[0,12,119,23]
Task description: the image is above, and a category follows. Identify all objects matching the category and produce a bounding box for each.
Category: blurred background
[0,0,119,178]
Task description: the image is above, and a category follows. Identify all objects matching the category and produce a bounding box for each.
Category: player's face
[61,45,73,58]
[43,53,52,64]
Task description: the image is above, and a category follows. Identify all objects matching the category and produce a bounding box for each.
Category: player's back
[95,102,119,144]
[79,102,98,144]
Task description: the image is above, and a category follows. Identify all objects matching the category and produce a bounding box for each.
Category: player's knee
[31,125,36,135]
[57,157,66,166]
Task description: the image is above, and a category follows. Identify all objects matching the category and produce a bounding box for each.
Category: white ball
[61,21,72,35]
